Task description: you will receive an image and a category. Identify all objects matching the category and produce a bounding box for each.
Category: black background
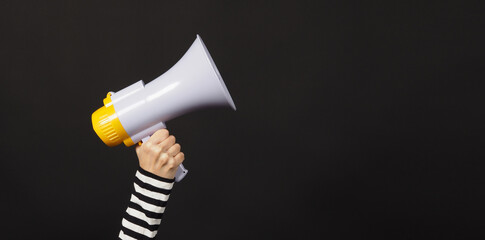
[1,1,484,239]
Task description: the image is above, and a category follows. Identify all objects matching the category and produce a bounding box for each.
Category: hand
[135,129,185,179]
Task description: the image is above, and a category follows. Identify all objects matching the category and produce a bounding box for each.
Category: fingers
[158,152,184,171]
[167,143,181,157]
[174,152,185,165]
[139,132,177,159]
[147,129,169,144]
[159,135,176,152]
[136,129,185,178]
[156,153,170,168]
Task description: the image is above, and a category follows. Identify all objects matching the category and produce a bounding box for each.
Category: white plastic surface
[110,80,145,105]
[111,34,236,140]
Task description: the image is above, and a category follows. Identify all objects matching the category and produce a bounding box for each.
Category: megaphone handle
[174,163,188,182]
[140,136,189,183]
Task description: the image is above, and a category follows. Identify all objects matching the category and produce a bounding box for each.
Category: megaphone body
[92,35,236,182]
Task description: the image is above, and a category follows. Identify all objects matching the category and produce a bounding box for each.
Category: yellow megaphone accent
[92,92,135,147]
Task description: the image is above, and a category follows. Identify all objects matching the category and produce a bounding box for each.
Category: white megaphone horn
[92,34,236,182]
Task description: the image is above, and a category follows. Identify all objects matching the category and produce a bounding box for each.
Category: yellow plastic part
[91,93,135,147]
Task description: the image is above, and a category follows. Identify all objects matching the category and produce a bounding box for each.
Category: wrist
[138,166,175,183]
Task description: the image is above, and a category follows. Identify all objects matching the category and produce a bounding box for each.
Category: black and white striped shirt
[119,167,174,240]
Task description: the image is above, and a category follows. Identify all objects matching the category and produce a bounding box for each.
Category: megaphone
[91,35,236,182]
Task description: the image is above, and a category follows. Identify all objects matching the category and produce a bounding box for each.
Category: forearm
[119,167,174,240]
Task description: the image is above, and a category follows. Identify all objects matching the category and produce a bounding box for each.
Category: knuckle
[167,158,179,169]
[160,153,169,162]
[167,159,176,169]
[150,145,161,153]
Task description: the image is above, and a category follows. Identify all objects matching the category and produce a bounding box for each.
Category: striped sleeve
[119,167,175,240]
